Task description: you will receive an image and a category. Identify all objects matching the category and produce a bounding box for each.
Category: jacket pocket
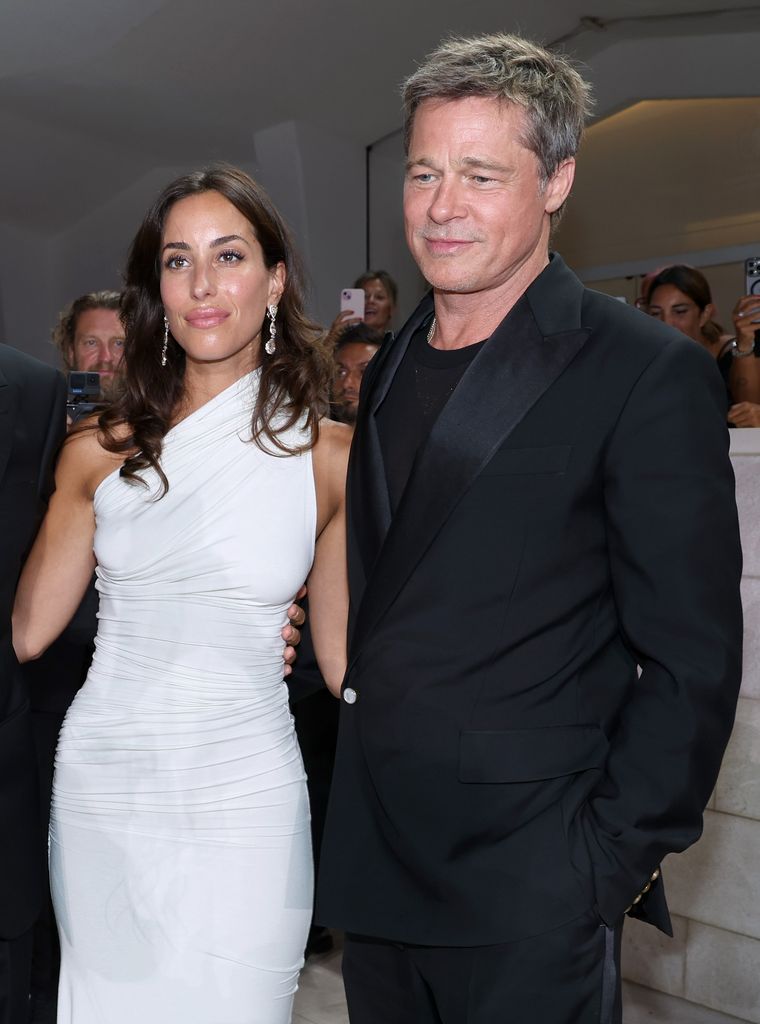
[458,723,608,783]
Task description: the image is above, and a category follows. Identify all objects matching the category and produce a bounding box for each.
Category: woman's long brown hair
[98,164,332,495]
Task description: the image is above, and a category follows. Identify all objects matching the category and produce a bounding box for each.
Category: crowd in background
[638,264,760,426]
[54,258,760,433]
[9,239,760,1022]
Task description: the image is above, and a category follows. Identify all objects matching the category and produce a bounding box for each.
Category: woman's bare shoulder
[316,416,352,454]
[312,417,351,517]
[61,419,133,497]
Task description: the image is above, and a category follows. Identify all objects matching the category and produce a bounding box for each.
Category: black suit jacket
[0,344,66,939]
[316,255,743,946]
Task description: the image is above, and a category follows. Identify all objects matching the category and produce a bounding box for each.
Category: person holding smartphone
[324,269,398,347]
[727,286,760,426]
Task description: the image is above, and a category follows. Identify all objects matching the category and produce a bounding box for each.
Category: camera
[66,371,103,424]
[744,257,760,297]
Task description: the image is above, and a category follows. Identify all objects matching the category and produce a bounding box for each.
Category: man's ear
[544,158,576,216]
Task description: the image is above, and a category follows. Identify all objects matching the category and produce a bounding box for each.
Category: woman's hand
[282,586,307,676]
[728,401,760,427]
[732,295,760,352]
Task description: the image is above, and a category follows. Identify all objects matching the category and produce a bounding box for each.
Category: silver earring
[265,304,277,355]
[161,316,169,367]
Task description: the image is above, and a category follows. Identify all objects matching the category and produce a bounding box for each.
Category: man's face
[332,341,380,424]
[72,308,125,396]
[403,96,573,297]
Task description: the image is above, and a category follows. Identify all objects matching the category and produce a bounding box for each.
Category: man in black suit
[316,33,743,1023]
[0,343,65,1024]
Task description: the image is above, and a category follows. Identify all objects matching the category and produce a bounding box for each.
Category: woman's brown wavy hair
[98,164,331,495]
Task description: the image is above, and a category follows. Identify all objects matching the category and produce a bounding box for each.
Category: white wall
[253,121,366,329]
[0,120,367,368]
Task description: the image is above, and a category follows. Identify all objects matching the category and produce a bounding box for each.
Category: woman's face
[362,278,394,331]
[647,284,708,344]
[160,190,285,373]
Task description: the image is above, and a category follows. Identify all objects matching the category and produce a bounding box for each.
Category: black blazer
[0,344,66,939]
[316,255,743,946]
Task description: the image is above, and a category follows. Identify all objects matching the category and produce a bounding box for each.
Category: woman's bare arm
[12,428,116,662]
[308,419,352,696]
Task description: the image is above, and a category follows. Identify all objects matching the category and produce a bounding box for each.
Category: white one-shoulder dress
[50,370,315,1023]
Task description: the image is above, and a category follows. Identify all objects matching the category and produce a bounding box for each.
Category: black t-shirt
[377,319,487,513]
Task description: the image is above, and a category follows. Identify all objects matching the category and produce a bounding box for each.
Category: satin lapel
[0,364,12,488]
[348,291,590,668]
[348,293,434,586]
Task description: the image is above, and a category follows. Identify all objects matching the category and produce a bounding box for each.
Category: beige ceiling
[556,97,760,270]
[3,0,760,234]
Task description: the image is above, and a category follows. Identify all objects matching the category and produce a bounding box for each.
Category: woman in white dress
[13,165,350,1023]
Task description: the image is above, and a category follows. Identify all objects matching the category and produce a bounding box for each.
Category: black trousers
[342,912,622,1024]
[290,689,339,883]
[0,927,33,1024]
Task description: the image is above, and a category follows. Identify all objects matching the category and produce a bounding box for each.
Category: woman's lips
[185,309,229,328]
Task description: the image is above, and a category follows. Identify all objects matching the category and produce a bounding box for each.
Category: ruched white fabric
[50,370,316,1023]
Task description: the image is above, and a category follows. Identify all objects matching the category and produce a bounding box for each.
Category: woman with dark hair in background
[646,264,733,381]
[13,165,350,1023]
[646,264,760,425]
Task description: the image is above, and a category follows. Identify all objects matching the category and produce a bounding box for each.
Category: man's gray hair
[402,33,594,187]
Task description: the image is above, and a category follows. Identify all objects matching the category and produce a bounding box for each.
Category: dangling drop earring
[265,304,277,355]
[161,316,169,367]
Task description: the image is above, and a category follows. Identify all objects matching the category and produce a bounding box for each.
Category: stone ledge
[685,922,760,1023]
[733,456,760,575]
[730,429,760,456]
[623,980,750,1023]
[741,577,760,700]
[622,913,688,996]
[666,810,760,939]
[714,697,760,820]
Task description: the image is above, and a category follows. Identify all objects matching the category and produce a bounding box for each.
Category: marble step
[623,981,750,1023]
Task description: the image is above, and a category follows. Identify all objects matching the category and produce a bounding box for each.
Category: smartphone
[340,288,365,320]
[744,257,760,297]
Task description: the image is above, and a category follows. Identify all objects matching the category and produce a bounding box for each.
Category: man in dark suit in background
[316,33,743,1023]
[0,343,65,1024]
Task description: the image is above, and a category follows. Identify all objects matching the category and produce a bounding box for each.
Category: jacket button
[343,687,357,705]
